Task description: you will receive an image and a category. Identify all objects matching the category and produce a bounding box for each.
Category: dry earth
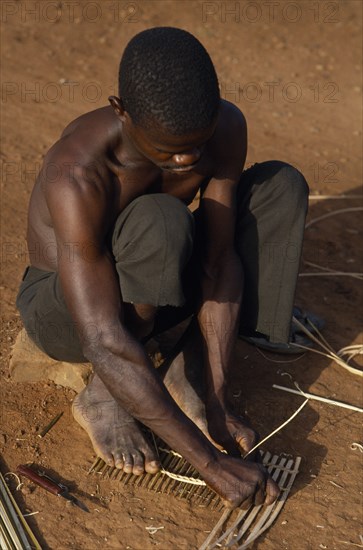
[0,1,362,549]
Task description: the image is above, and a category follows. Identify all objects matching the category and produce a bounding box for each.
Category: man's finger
[253,479,267,506]
[239,492,254,511]
[264,477,281,505]
[235,426,260,457]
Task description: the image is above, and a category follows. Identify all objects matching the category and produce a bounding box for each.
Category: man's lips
[161,162,199,173]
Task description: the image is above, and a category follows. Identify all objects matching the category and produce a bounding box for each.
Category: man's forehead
[138,120,217,151]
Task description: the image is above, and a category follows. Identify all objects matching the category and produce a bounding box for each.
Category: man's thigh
[16,266,86,362]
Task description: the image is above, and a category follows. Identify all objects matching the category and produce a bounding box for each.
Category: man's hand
[204,452,280,509]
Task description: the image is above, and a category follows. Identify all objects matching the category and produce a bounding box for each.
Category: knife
[17,464,90,513]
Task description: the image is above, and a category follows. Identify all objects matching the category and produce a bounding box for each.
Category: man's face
[125,116,217,173]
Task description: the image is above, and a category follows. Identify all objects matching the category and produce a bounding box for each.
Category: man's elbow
[81,326,130,364]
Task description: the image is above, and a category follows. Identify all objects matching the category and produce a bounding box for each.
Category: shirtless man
[16,27,310,508]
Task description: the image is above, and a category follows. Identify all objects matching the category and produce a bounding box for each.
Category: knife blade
[59,490,90,513]
[17,464,90,513]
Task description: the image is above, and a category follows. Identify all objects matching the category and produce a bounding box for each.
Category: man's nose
[172,149,201,166]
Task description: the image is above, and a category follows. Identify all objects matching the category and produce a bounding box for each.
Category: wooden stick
[273,385,363,413]
[38,411,63,438]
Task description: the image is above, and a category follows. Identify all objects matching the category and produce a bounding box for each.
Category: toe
[236,427,258,456]
[96,437,116,467]
[122,454,134,474]
[114,451,124,470]
[106,457,115,467]
[145,458,161,474]
[131,452,145,476]
[143,446,161,474]
[99,451,114,467]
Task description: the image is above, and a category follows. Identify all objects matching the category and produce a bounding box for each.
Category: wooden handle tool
[17,465,89,512]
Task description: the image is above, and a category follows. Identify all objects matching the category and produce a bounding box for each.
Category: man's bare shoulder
[60,105,118,139]
[39,106,120,192]
[206,100,247,181]
[28,108,121,271]
[218,100,247,140]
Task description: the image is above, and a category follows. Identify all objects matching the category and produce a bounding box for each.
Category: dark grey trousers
[16,161,309,362]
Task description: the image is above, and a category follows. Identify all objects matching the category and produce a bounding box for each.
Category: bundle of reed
[301,205,363,280]
[292,316,362,377]
[0,471,41,550]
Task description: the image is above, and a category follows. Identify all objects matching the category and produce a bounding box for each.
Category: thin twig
[244,399,309,459]
[301,261,363,281]
[292,317,333,354]
[338,541,363,548]
[338,345,363,364]
[4,472,22,490]
[308,195,363,200]
[305,318,335,353]
[273,385,363,413]
[305,207,363,228]
[38,412,63,438]
[256,347,306,363]
[291,317,363,377]
[299,272,363,279]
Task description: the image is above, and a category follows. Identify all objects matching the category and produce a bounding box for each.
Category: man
[16,27,310,508]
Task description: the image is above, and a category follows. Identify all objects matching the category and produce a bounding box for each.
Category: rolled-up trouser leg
[236,161,309,343]
[112,194,195,307]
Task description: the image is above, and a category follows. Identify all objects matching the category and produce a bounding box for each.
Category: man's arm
[42,148,278,509]
[44,161,215,463]
[197,106,255,456]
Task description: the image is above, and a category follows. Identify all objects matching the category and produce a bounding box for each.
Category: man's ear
[108,96,126,118]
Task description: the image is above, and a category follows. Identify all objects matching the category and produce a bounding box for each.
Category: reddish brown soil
[1,1,362,549]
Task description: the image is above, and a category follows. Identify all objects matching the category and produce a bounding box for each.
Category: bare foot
[160,326,219,447]
[206,404,259,458]
[160,324,258,456]
[72,374,160,475]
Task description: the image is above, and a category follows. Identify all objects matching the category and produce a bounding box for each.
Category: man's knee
[149,194,195,262]
[112,193,194,266]
[269,161,309,208]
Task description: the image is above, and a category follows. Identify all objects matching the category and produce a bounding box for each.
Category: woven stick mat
[89,445,301,549]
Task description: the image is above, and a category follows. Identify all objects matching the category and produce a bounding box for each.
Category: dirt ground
[1,1,362,549]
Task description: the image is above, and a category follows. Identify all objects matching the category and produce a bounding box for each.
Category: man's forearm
[84,334,218,470]
[198,252,243,407]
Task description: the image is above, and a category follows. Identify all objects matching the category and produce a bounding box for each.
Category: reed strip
[305,207,363,228]
[273,385,363,413]
[0,471,41,550]
[237,458,300,549]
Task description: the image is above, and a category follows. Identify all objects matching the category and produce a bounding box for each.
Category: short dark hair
[119,27,220,135]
